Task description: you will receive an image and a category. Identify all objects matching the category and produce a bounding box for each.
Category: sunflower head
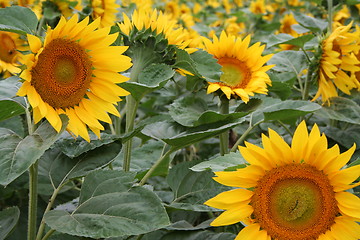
[17,15,132,142]
[118,9,192,67]
[91,0,119,27]
[202,31,273,103]
[205,121,360,240]
[0,31,25,75]
[313,22,360,104]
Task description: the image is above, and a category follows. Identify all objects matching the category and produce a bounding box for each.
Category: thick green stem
[219,97,229,155]
[123,95,139,171]
[28,162,38,240]
[41,229,55,240]
[139,148,174,186]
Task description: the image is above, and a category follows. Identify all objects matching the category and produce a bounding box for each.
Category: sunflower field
[0,0,360,239]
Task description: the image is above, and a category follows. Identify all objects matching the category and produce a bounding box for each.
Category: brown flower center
[31,38,92,109]
[251,164,338,240]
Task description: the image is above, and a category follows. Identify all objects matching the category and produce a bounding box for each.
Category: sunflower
[205,121,360,240]
[313,23,360,103]
[119,9,190,51]
[202,31,273,103]
[0,31,25,75]
[17,15,132,142]
[91,0,119,27]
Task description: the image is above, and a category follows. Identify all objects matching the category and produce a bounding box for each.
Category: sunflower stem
[230,118,262,152]
[139,147,174,186]
[219,96,229,155]
[327,0,333,33]
[25,98,38,240]
[41,229,55,240]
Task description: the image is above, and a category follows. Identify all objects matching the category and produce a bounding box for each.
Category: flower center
[218,57,251,88]
[251,164,338,240]
[0,33,17,63]
[31,38,92,109]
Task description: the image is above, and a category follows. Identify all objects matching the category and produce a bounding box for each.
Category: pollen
[251,163,338,240]
[30,38,92,109]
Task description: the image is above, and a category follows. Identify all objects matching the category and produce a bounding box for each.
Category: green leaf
[282,34,315,48]
[0,116,68,186]
[268,50,308,74]
[191,152,247,172]
[266,33,294,48]
[0,99,25,122]
[0,76,22,99]
[138,63,175,87]
[142,117,246,148]
[169,95,249,127]
[324,126,360,150]
[172,48,201,78]
[44,170,170,238]
[190,50,222,82]
[0,6,38,35]
[113,140,173,177]
[161,230,236,240]
[0,207,20,240]
[315,97,360,125]
[55,132,121,158]
[167,161,230,212]
[268,82,293,100]
[262,100,321,122]
[38,141,121,194]
[292,11,327,33]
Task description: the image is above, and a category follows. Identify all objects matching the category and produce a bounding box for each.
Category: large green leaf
[113,140,172,177]
[0,99,25,122]
[120,64,175,101]
[315,97,360,125]
[142,117,246,148]
[161,230,236,240]
[189,50,222,82]
[292,11,327,33]
[44,170,170,238]
[262,100,321,122]
[0,77,22,99]
[266,34,314,48]
[169,96,249,127]
[0,207,20,240]
[0,6,38,35]
[55,132,121,158]
[0,116,68,186]
[191,152,247,172]
[268,50,308,74]
[38,141,121,194]
[167,161,230,211]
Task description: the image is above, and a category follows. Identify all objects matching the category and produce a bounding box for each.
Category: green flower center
[218,57,250,88]
[251,164,338,240]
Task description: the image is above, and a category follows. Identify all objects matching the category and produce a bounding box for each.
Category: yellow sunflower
[17,15,132,142]
[0,31,25,75]
[91,0,119,27]
[202,31,273,102]
[313,23,360,103]
[205,121,360,240]
[119,9,190,50]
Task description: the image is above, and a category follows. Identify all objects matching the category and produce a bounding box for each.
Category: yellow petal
[74,105,104,130]
[234,224,267,240]
[66,108,90,142]
[210,204,253,226]
[220,86,233,99]
[17,81,30,96]
[204,188,253,210]
[214,165,264,188]
[291,121,308,163]
[335,191,360,219]
[27,34,42,53]
[332,216,360,239]
[45,104,61,132]
[207,83,220,93]
[329,165,360,192]
[323,144,356,173]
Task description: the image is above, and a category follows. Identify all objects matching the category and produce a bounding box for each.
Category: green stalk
[28,163,38,240]
[219,96,229,155]
[36,184,64,240]
[139,148,174,186]
[327,0,333,33]
[25,98,38,240]
[230,118,262,152]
